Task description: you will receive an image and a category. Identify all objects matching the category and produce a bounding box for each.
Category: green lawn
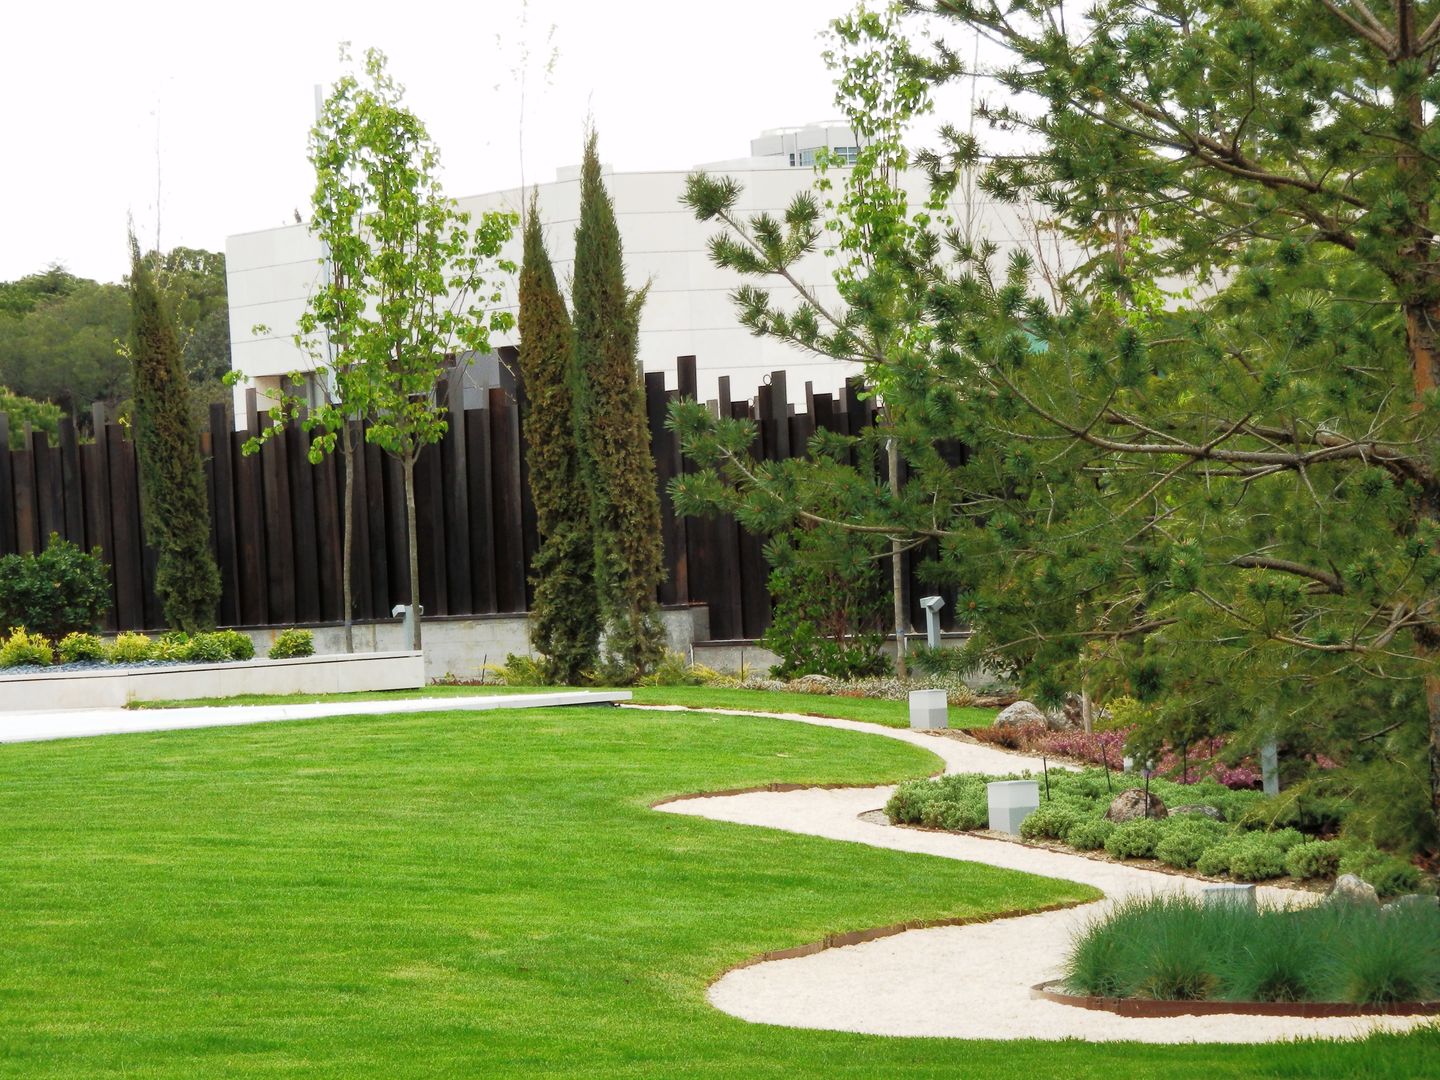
[130,683,999,729]
[1,705,1433,1077]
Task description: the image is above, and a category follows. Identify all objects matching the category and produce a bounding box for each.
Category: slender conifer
[127,232,221,632]
[571,129,666,678]
[518,198,600,683]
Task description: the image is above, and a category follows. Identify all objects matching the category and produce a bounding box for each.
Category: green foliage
[0,386,61,449]
[518,200,599,683]
[483,653,555,686]
[267,628,315,661]
[760,523,890,678]
[0,627,54,668]
[572,129,665,681]
[1340,847,1423,899]
[107,632,154,665]
[636,652,709,688]
[1154,819,1226,870]
[1066,895,1440,1006]
[1065,818,1115,851]
[56,631,106,664]
[213,630,255,661]
[1286,840,1346,880]
[128,235,221,634]
[885,771,1008,831]
[1019,801,1080,842]
[296,46,516,652]
[1104,817,1165,859]
[0,535,112,640]
[180,631,249,664]
[1227,837,1289,882]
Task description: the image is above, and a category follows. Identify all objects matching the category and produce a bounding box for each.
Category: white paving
[0,691,630,743]
[642,705,1437,1043]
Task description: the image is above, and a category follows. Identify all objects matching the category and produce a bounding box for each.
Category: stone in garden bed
[1104,787,1168,823]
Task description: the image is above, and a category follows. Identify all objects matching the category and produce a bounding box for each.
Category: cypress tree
[571,129,666,679]
[518,198,600,683]
[127,233,221,632]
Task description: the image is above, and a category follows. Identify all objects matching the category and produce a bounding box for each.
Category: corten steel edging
[1030,982,1440,1018]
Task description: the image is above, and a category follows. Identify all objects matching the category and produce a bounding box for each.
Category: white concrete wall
[226,157,1077,422]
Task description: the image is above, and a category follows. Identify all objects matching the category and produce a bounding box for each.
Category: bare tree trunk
[888,435,907,679]
[340,420,355,653]
[403,453,422,653]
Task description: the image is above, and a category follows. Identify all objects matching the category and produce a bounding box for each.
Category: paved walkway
[644,705,1436,1044]
[0,691,631,743]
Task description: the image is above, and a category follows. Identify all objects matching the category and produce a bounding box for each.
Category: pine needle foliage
[518,200,600,683]
[571,129,666,679]
[126,233,221,633]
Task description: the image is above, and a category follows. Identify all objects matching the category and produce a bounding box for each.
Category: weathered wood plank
[286,417,321,624]
[489,388,526,613]
[466,408,497,614]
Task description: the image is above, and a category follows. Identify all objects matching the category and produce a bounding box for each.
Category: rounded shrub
[180,632,233,664]
[268,628,315,660]
[1155,828,1216,870]
[1341,847,1422,898]
[152,631,190,661]
[56,631,106,664]
[1196,839,1244,877]
[1105,817,1165,860]
[214,630,255,661]
[1228,837,1287,882]
[1020,802,1081,842]
[0,627,55,668]
[107,632,154,665]
[0,535,111,640]
[1285,839,1344,880]
[1065,818,1115,851]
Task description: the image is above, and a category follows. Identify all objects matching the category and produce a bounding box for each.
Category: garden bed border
[1030,981,1440,1018]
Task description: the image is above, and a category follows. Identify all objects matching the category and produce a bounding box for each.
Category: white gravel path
[639,705,1437,1044]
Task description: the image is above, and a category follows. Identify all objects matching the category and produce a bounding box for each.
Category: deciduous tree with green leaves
[126,232,221,633]
[674,0,1440,853]
[572,129,666,680]
[518,198,599,682]
[298,46,516,652]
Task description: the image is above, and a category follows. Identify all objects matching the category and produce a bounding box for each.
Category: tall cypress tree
[571,129,666,679]
[518,198,600,683]
[127,233,221,632]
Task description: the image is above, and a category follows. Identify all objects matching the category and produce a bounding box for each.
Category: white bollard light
[987,779,1040,835]
[908,689,948,730]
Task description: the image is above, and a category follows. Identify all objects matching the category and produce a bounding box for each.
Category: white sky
[1,0,986,285]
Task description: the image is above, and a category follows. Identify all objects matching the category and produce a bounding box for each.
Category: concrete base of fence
[0,651,425,710]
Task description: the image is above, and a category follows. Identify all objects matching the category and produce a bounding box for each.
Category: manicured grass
[128,683,1000,728]
[0,706,1434,1077]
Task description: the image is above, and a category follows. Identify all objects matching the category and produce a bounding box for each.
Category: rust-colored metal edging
[1031,982,1440,1019]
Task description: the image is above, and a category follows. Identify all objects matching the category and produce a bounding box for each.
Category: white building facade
[225,125,1063,422]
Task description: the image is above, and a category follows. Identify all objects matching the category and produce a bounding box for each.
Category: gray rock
[1384,893,1439,914]
[1171,804,1223,821]
[1105,787,1169,823]
[994,700,1047,728]
[1326,873,1380,907]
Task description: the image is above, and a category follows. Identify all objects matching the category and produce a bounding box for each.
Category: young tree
[307,47,516,652]
[126,232,222,632]
[518,198,600,682]
[571,129,666,679]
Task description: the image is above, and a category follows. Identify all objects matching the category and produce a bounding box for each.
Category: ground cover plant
[886,768,1426,896]
[0,628,259,670]
[1,705,1435,1078]
[1065,895,1440,1006]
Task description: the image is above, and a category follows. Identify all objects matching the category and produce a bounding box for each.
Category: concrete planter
[0,651,425,711]
[908,689,948,730]
[987,779,1040,835]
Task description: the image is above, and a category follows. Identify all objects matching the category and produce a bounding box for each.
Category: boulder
[1326,873,1380,907]
[994,700,1047,728]
[1049,694,1085,731]
[1105,787,1168,823]
[1170,804,1224,821]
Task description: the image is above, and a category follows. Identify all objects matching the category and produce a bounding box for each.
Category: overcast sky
[0,0,987,284]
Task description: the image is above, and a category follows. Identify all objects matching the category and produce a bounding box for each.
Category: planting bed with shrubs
[1063,894,1440,1007]
[0,627,315,673]
[886,767,1426,897]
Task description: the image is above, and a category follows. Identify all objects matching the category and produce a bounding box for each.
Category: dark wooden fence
[0,354,957,640]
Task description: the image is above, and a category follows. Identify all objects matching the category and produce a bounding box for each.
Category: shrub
[1067,895,1440,1005]
[1065,819,1115,851]
[485,653,555,686]
[181,632,233,664]
[1155,828,1216,870]
[1195,839,1245,877]
[214,630,255,661]
[0,535,112,640]
[1285,840,1345,880]
[152,631,190,661]
[268,628,314,660]
[637,651,707,687]
[1105,817,1165,859]
[56,631,106,664]
[1020,802,1081,842]
[1228,837,1288,882]
[0,627,54,668]
[1340,847,1422,898]
[107,632,154,665]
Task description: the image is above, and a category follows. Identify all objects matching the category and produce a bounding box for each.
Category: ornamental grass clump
[1064,895,1440,1006]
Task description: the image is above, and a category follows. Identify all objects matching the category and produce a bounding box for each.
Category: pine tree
[127,233,221,632]
[572,129,666,679]
[518,198,600,683]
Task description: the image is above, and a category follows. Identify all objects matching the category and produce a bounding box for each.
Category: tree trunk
[888,435,907,679]
[403,453,422,653]
[340,422,355,654]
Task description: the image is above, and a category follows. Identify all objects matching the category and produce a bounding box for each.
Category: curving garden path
[638,704,1436,1044]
